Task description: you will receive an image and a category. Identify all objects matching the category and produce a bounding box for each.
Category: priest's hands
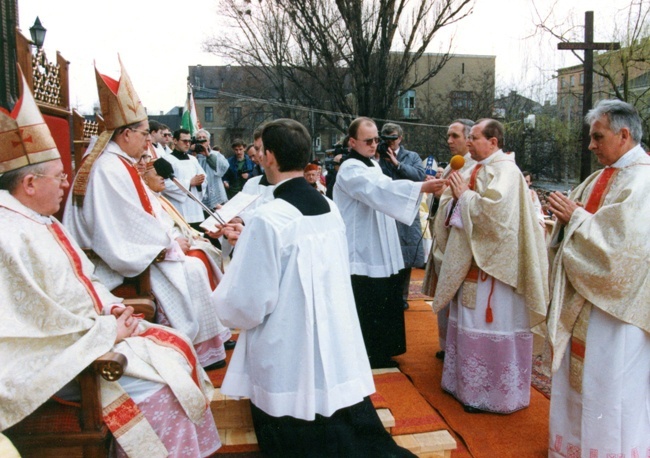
[222,223,245,246]
[175,237,191,253]
[548,192,580,225]
[190,174,206,187]
[114,306,141,343]
[448,171,468,199]
[422,177,448,197]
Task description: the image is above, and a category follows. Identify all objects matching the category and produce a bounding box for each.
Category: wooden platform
[211,368,456,457]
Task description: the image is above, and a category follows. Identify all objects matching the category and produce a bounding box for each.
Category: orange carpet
[372,371,447,436]
[397,269,550,458]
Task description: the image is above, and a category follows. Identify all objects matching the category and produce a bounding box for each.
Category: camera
[377,134,399,159]
[191,137,208,154]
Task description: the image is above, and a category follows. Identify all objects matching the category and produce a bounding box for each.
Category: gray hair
[381,122,403,137]
[451,119,474,139]
[0,162,49,193]
[195,128,211,141]
[586,99,642,144]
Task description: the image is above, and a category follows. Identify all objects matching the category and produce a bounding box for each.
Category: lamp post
[29,17,47,49]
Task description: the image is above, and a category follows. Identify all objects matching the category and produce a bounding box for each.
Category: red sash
[118,156,154,216]
[584,167,618,214]
[48,221,103,315]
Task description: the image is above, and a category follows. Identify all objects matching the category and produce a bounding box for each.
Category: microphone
[442,154,465,178]
[153,158,225,225]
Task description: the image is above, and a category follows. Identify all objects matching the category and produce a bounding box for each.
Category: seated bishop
[0,67,220,457]
[63,58,229,370]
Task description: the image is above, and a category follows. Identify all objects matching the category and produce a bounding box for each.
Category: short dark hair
[173,128,190,140]
[253,125,264,141]
[522,170,531,178]
[348,117,375,140]
[149,120,163,133]
[476,118,504,149]
[262,119,311,172]
[231,138,246,148]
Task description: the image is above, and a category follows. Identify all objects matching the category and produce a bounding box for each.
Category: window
[229,107,242,125]
[451,91,473,110]
[462,62,465,75]
[570,76,575,87]
[331,133,339,148]
[561,77,566,89]
[580,73,584,85]
[204,106,213,122]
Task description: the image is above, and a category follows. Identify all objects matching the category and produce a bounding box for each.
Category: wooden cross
[558,11,620,181]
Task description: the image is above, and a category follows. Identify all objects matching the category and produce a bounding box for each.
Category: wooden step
[393,430,457,458]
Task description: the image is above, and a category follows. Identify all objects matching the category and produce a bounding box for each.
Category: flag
[181,84,201,136]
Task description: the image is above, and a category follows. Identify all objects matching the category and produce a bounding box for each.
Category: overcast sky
[17,0,637,115]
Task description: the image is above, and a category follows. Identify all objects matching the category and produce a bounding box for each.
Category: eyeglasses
[179,139,191,144]
[163,133,173,137]
[138,155,152,164]
[357,137,381,146]
[129,127,151,136]
[33,172,68,183]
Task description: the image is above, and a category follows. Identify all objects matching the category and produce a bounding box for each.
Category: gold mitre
[95,56,147,130]
[0,66,59,175]
[72,57,146,204]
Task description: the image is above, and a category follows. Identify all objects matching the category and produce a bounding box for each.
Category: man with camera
[193,128,229,210]
[162,128,207,231]
[378,123,426,310]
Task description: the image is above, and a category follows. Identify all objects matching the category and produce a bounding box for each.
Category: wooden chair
[111,267,157,322]
[4,352,127,458]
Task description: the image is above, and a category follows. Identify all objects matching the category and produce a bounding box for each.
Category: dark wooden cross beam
[558,11,620,181]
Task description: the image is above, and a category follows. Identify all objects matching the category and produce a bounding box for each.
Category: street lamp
[29,17,47,49]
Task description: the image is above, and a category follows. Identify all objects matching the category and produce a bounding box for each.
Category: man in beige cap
[0,67,220,456]
[63,58,231,370]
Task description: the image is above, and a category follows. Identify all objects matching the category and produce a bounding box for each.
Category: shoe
[435,350,445,360]
[224,339,237,350]
[370,359,400,369]
[403,300,410,310]
[203,359,227,371]
[463,405,486,414]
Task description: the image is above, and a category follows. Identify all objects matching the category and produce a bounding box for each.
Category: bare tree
[204,0,473,131]
[533,0,650,146]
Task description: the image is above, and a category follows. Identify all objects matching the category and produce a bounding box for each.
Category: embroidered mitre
[0,66,59,174]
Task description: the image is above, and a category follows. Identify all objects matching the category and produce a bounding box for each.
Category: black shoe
[203,359,227,371]
[224,339,237,350]
[435,350,445,360]
[403,300,410,310]
[370,359,400,369]
[463,405,486,414]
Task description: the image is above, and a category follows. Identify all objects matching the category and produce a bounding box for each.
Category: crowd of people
[0,57,647,458]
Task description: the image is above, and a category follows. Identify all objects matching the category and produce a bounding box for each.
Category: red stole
[569,166,618,392]
[139,327,202,389]
[118,156,154,216]
[48,221,103,315]
[584,167,618,214]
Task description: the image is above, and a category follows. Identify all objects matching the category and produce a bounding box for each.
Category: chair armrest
[91,352,127,382]
[122,298,156,322]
